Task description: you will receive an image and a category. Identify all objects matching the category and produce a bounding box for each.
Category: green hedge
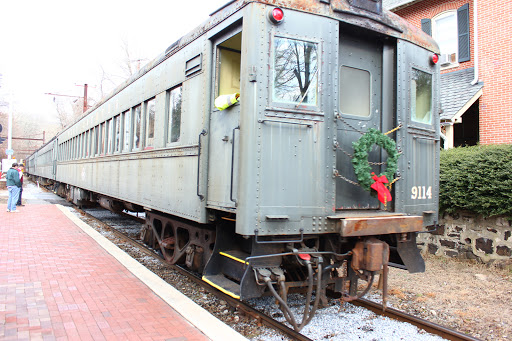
[440,144,512,217]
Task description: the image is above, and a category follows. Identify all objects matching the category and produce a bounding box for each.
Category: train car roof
[46,0,438,152]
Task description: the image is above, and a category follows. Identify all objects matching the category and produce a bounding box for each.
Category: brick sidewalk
[0,204,209,340]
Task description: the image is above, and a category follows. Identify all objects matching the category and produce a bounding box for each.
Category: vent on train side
[165,38,182,56]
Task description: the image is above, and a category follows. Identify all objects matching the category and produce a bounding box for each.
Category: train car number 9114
[411,186,432,200]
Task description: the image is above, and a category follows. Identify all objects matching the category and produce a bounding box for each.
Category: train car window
[114,115,121,152]
[145,98,156,148]
[216,33,241,96]
[90,129,94,156]
[168,86,182,143]
[74,137,78,159]
[123,110,131,152]
[100,123,105,155]
[107,119,113,154]
[94,126,100,156]
[133,105,142,150]
[339,66,371,117]
[411,69,433,125]
[273,37,318,105]
[83,131,89,158]
[78,134,82,159]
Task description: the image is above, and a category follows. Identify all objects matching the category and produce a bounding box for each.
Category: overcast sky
[0,0,230,123]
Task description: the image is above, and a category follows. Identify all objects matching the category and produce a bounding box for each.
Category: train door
[395,41,440,224]
[335,30,386,209]
[207,29,242,210]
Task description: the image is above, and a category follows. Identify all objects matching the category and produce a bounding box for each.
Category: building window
[432,11,458,66]
[422,4,470,65]
[168,86,182,143]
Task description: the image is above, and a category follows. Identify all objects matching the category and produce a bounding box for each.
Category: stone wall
[417,211,512,263]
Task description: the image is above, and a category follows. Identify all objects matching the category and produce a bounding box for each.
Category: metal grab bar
[230,126,240,205]
[196,129,207,201]
[258,119,313,128]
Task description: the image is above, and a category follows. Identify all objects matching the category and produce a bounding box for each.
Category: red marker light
[268,7,284,24]
[431,54,439,64]
[272,8,284,22]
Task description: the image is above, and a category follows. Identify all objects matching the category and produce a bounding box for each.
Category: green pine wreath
[351,128,400,191]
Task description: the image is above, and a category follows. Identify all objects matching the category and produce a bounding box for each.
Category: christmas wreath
[351,128,400,191]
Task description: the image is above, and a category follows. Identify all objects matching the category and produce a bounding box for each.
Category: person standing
[17,164,24,206]
[6,163,21,213]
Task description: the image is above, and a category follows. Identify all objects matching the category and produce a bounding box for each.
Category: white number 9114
[411,186,432,200]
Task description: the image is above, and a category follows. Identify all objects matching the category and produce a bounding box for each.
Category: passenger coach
[27,0,440,330]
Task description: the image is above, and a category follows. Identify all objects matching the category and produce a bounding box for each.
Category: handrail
[230,126,240,205]
[258,119,313,128]
[196,129,207,201]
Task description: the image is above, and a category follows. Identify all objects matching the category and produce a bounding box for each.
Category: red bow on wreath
[370,172,392,205]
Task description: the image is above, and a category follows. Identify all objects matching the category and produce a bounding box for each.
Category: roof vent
[349,0,382,14]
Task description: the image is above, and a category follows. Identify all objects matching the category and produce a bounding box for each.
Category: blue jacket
[6,168,21,187]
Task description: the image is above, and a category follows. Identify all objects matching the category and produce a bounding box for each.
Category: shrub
[440,144,512,217]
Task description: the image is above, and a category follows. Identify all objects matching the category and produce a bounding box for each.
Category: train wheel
[159,222,176,263]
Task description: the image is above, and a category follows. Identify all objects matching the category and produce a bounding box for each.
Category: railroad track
[351,299,480,341]
[78,206,481,341]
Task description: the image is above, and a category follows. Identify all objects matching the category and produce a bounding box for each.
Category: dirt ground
[381,253,512,341]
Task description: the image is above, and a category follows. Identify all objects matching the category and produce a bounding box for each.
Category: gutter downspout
[471,0,479,85]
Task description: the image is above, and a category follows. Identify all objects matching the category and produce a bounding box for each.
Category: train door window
[133,105,142,150]
[339,66,371,117]
[411,69,433,125]
[145,98,155,149]
[273,37,318,106]
[114,114,121,152]
[123,110,131,152]
[167,85,182,144]
[216,33,241,97]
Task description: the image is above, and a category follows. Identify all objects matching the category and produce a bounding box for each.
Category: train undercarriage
[39,179,424,332]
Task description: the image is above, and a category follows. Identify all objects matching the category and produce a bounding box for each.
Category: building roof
[440,68,484,122]
[382,0,422,11]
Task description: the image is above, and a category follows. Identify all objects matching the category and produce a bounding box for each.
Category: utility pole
[46,83,91,114]
[76,83,88,113]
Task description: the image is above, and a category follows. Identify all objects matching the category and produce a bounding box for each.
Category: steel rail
[351,298,482,341]
[77,208,312,341]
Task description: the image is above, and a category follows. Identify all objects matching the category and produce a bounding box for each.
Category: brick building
[383,0,512,148]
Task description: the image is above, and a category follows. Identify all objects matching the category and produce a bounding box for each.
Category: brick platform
[0,201,245,340]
